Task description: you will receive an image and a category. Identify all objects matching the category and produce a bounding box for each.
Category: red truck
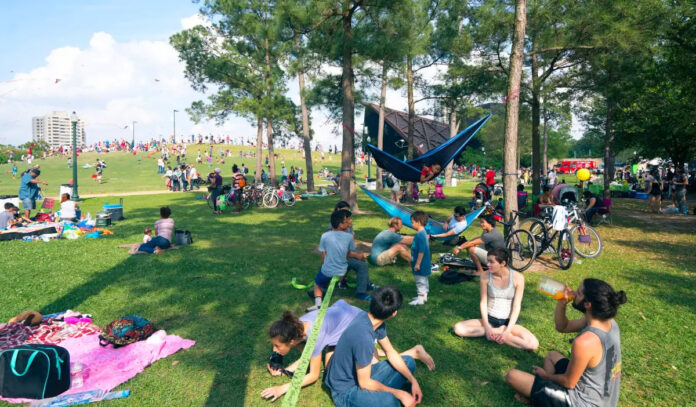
[556,160,597,174]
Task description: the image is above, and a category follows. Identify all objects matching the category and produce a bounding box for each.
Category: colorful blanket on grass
[1,331,195,404]
[0,320,100,351]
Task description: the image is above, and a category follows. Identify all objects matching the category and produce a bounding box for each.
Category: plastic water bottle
[538,276,574,301]
[70,362,84,388]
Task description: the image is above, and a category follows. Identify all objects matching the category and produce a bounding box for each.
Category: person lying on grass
[324,286,435,407]
[452,214,506,275]
[453,248,539,351]
[505,278,626,407]
[430,205,469,246]
[369,217,413,266]
[261,300,362,401]
[131,206,174,255]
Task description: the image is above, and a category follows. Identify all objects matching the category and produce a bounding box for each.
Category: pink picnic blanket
[1,330,195,404]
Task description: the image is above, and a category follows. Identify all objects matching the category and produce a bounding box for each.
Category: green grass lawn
[1,159,694,406]
[0,146,358,196]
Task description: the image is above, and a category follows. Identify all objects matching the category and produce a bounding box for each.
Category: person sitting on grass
[133,206,174,254]
[452,214,506,275]
[309,210,370,312]
[261,300,363,402]
[581,190,606,224]
[325,286,435,407]
[59,193,79,222]
[0,203,18,230]
[430,205,469,246]
[419,163,442,183]
[505,278,626,407]
[369,217,413,266]
[452,248,539,350]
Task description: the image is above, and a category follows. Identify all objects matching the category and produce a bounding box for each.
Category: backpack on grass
[0,344,70,399]
[99,315,155,348]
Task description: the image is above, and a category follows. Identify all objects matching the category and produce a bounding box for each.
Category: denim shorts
[21,198,35,210]
[314,270,333,289]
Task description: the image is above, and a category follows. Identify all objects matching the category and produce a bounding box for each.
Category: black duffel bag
[174,229,193,245]
[0,344,70,399]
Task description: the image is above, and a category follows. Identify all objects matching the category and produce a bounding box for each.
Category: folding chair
[595,198,612,225]
[39,198,55,214]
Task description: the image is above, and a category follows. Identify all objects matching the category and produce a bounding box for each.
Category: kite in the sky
[55,78,62,84]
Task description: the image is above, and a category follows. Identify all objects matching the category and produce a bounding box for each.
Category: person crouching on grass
[309,210,369,312]
[409,211,432,306]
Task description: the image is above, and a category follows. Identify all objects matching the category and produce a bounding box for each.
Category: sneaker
[305,304,320,312]
[366,283,379,291]
[431,265,440,273]
[409,296,425,306]
[354,293,372,301]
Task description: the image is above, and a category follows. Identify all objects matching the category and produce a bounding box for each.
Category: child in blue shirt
[409,211,431,305]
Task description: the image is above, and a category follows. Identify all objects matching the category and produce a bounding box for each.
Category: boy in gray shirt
[309,210,367,311]
[0,203,17,230]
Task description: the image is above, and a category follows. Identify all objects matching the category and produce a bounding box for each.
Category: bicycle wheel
[242,194,251,209]
[207,193,215,209]
[506,229,537,272]
[556,229,574,270]
[263,192,279,208]
[284,193,296,207]
[570,224,602,258]
[528,220,548,256]
[519,217,543,232]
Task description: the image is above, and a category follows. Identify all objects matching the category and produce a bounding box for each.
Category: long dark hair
[269,311,304,343]
[583,278,627,320]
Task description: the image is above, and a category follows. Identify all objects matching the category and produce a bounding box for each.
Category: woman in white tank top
[453,248,539,350]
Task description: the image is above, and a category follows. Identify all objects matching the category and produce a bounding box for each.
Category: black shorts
[487,315,510,328]
[530,374,571,407]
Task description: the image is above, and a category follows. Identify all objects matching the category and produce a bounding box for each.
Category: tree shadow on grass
[36,193,352,406]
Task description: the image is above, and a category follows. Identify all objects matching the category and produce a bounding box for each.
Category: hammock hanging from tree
[360,187,486,240]
[367,113,491,183]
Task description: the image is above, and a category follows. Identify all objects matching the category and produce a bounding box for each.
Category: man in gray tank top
[504,278,626,407]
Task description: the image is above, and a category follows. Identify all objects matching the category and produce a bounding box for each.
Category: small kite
[55,78,62,84]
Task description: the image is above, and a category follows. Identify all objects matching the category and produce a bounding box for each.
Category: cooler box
[103,203,123,221]
[635,192,648,200]
[59,184,72,198]
[629,190,637,199]
[365,178,377,191]
[0,195,20,209]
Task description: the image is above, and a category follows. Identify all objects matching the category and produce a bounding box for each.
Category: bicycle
[523,213,575,270]
[497,209,538,272]
[521,203,601,259]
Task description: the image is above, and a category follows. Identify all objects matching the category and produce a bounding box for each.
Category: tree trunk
[255,116,263,183]
[445,108,459,187]
[542,105,548,178]
[267,119,277,185]
[502,0,527,223]
[376,61,388,189]
[296,35,315,192]
[531,41,541,196]
[406,54,415,203]
[603,98,614,198]
[340,2,358,211]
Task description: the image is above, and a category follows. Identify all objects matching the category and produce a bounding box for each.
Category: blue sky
[0,1,202,81]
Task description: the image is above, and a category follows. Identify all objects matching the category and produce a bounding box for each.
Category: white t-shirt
[390,175,400,191]
[547,170,557,185]
[189,167,198,179]
[60,200,77,219]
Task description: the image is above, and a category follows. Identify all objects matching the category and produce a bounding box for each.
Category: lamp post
[482,147,486,167]
[173,109,178,143]
[132,121,137,146]
[70,112,81,201]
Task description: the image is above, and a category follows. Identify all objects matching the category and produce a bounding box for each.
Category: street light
[482,147,486,167]
[132,121,137,146]
[70,111,81,201]
[173,109,178,143]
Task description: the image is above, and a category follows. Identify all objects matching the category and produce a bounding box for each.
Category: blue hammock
[367,113,491,183]
[360,187,486,240]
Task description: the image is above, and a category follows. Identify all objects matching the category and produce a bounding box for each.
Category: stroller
[472,182,491,208]
[558,185,579,206]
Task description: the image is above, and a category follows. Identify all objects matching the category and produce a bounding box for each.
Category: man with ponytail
[325,286,435,407]
[505,278,627,407]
